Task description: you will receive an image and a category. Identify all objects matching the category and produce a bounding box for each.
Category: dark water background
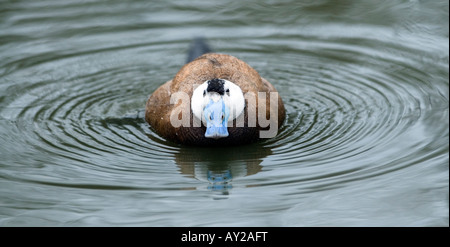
[0,0,448,226]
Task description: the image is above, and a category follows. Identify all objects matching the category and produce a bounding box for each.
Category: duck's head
[191,78,245,139]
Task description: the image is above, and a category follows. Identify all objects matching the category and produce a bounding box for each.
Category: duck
[145,38,285,146]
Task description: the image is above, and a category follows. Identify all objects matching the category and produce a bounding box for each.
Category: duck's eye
[209,114,213,120]
[221,114,224,121]
[226,89,230,96]
[203,90,206,96]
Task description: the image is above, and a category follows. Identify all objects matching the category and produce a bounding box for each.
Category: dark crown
[206,78,225,95]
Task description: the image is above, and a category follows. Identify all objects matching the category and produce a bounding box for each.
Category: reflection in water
[207,170,233,192]
[175,145,270,195]
[105,114,270,196]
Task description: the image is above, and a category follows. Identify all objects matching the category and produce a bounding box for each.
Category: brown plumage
[145,53,285,146]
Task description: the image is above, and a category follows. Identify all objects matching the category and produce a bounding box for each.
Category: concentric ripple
[249,35,448,191]
[0,0,448,226]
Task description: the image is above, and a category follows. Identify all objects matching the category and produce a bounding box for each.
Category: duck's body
[145,52,285,146]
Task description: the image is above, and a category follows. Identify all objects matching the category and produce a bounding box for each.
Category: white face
[191,79,245,124]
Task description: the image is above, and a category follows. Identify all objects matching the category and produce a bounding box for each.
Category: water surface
[0,0,448,226]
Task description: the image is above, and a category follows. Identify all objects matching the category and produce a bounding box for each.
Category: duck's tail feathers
[186,37,212,63]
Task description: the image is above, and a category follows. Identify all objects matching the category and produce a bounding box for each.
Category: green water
[0,0,448,226]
